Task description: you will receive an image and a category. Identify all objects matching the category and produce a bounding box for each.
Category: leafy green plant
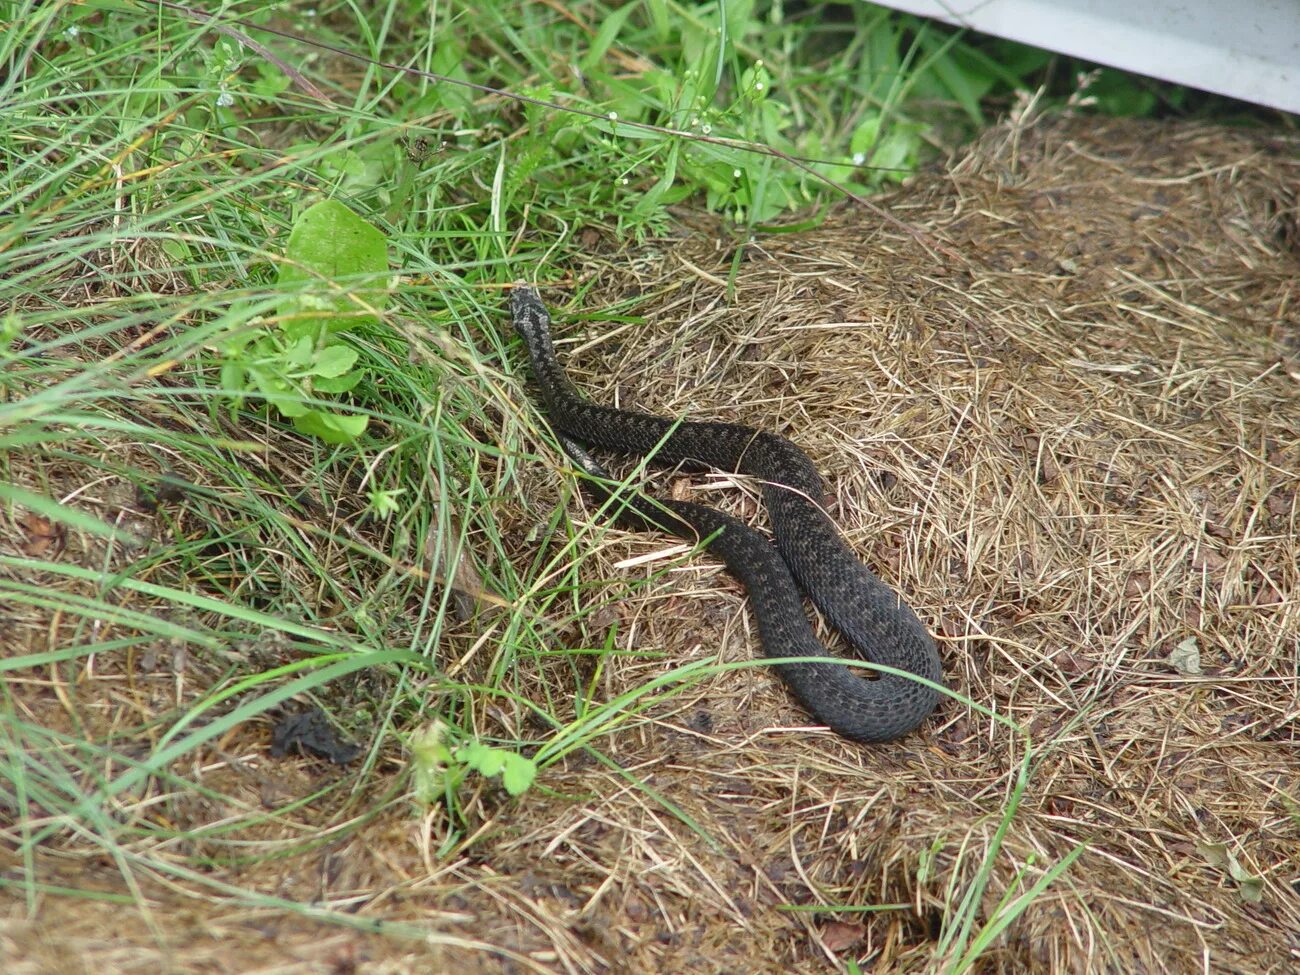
[217,199,387,443]
[583,2,1032,225]
[409,720,538,805]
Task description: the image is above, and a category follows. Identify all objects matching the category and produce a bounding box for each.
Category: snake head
[510,283,548,329]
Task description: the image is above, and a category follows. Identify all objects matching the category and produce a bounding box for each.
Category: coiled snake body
[511,285,941,742]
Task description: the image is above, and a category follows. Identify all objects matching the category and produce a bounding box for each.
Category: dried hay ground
[4,114,1300,974]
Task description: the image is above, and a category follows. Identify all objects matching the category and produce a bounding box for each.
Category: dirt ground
[3,112,1299,973]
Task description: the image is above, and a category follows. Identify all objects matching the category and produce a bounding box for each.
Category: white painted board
[872,0,1300,115]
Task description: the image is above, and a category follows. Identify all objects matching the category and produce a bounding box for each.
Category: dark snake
[510,285,942,742]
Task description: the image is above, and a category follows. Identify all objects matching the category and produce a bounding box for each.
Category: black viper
[510,284,942,742]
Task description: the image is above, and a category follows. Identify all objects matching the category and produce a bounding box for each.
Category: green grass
[0,0,1211,967]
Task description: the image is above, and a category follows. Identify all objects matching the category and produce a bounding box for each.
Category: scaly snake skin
[511,284,942,742]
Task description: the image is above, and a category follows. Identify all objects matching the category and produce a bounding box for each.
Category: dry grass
[4,113,1299,973]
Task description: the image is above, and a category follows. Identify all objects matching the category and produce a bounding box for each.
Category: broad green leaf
[277,199,388,336]
[455,743,537,796]
[308,344,358,378]
[313,370,363,394]
[292,410,368,443]
[283,334,314,367]
[218,361,245,399]
[499,754,536,796]
[464,744,505,778]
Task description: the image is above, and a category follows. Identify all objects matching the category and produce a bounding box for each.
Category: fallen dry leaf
[820,920,865,953]
[17,511,65,558]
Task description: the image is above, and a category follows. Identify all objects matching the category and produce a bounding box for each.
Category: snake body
[511,285,941,743]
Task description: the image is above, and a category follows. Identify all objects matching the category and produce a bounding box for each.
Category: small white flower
[620,177,629,185]
[753,83,764,92]
[732,168,741,178]
[852,152,865,165]
[65,25,80,39]
[216,90,235,108]
[701,124,711,135]
[607,111,617,121]
[755,59,764,67]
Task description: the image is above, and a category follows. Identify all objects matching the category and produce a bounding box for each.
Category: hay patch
[498,113,1300,973]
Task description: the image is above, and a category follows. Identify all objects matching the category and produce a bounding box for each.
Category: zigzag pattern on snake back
[510,284,942,743]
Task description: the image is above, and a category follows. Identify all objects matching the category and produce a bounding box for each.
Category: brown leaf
[588,604,620,632]
[1254,580,1283,607]
[820,920,865,953]
[1266,489,1293,517]
[1038,449,1061,484]
[18,511,64,557]
[937,613,963,639]
[1125,572,1151,599]
[1190,547,1226,574]
[1056,651,1087,677]
[1205,520,1233,541]
[1046,795,1075,817]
